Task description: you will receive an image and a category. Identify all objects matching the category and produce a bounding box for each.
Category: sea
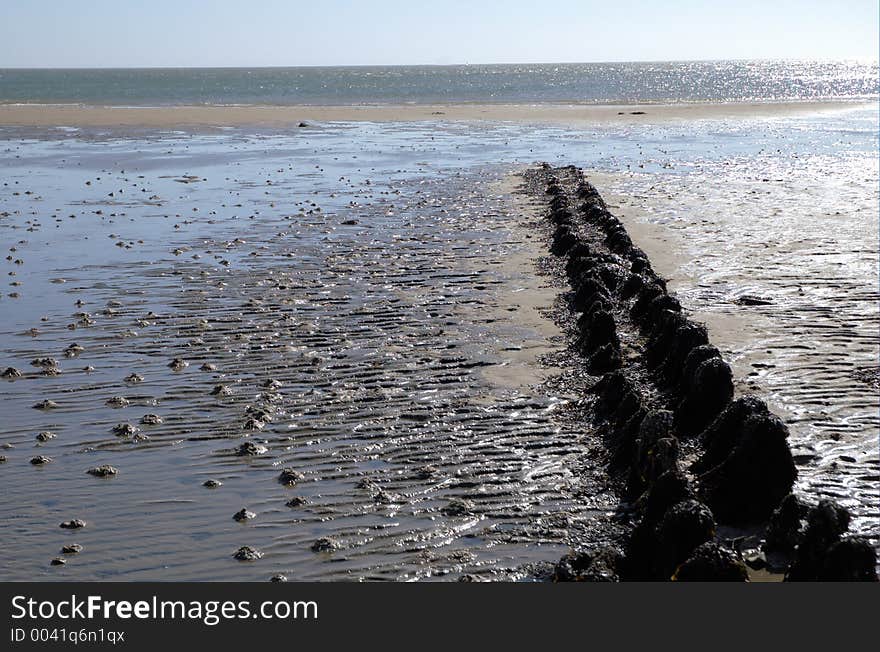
[0,61,877,580]
[0,60,878,105]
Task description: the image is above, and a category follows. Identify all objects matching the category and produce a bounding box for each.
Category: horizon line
[1,56,878,71]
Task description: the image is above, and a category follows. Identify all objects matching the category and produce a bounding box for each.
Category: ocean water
[0,102,877,580]
[1,60,878,106]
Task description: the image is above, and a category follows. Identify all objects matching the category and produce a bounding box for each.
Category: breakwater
[531,164,878,581]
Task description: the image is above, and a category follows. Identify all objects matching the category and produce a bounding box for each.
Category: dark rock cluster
[539,165,876,582]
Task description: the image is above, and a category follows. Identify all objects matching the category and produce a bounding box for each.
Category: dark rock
[673,542,749,581]
[763,493,808,556]
[550,225,578,256]
[817,538,879,581]
[675,357,734,437]
[554,546,621,582]
[620,272,646,299]
[679,345,722,394]
[654,321,710,384]
[630,283,666,324]
[785,500,852,581]
[587,342,622,375]
[571,278,611,312]
[590,371,633,421]
[653,500,716,579]
[697,412,796,523]
[577,310,619,355]
[691,395,770,474]
[629,411,678,496]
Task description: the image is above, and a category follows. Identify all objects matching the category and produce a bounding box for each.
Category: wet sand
[0,100,867,129]
[1,109,876,579]
[0,131,620,580]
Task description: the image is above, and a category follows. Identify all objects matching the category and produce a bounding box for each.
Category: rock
[140,413,163,425]
[233,508,256,522]
[200,362,218,372]
[86,464,118,477]
[311,537,340,552]
[554,546,622,582]
[30,455,53,465]
[571,278,610,313]
[203,479,222,488]
[763,493,808,556]
[441,498,473,517]
[697,412,796,523]
[735,294,773,306]
[31,357,59,368]
[235,441,268,456]
[61,544,83,554]
[270,574,288,582]
[63,343,84,357]
[60,519,86,529]
[210,384,232,396]
[285,496,308,508]
[233,546,263,561]
[277,468,304,486]
[629,411,678,496]
[679,345,722,393]
[1,367,22,379]
[653,321,709,383]
[106,396,129,407]
[636,470,696,527]
[111,423,139,437]
[675,357,734,437]
[33,399,59,410]
[817,538,879,581]
[587,342,621,375]
[36,431,56,442]
[590,371,634,421]
[673,542,749,581]
[653,500,716,579]
[124,373,144,383]
[168,358,188,371]
[50,557,67,566]
[577,310,619,355]
[785,500,854,581]
[550,225,578,256]
[691,395,770,474]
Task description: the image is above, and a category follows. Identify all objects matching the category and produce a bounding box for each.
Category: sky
[1,0,877,67]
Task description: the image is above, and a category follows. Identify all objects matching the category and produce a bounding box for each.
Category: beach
[0,100,869,129]
[1,65,877,581]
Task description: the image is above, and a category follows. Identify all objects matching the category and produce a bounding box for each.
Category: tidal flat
[1,107,877,579]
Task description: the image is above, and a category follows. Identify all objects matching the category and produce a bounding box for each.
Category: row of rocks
[538,164,876,581]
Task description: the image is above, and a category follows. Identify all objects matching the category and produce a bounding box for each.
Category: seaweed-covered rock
[636,470,696,527]
[629,411,678,496]
[571,278,611,312]
[550,224,578,256]
[691,395,770,474]
[654,321,709,383]
[577,310,619,355]
[673,542,749,581]
[817,538,879,581]
[785,500,853,581]
[675,357,734,437]
[653,500,716,579]
[590,371,633,421]
[763,493,808,556]
[587,342,622,375]
[697,413,796,523]
[620,272,646,299]
[679,345,722,394]
[554,546,622,582]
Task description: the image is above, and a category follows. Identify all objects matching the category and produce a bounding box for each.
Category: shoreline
[0,99,871,129]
